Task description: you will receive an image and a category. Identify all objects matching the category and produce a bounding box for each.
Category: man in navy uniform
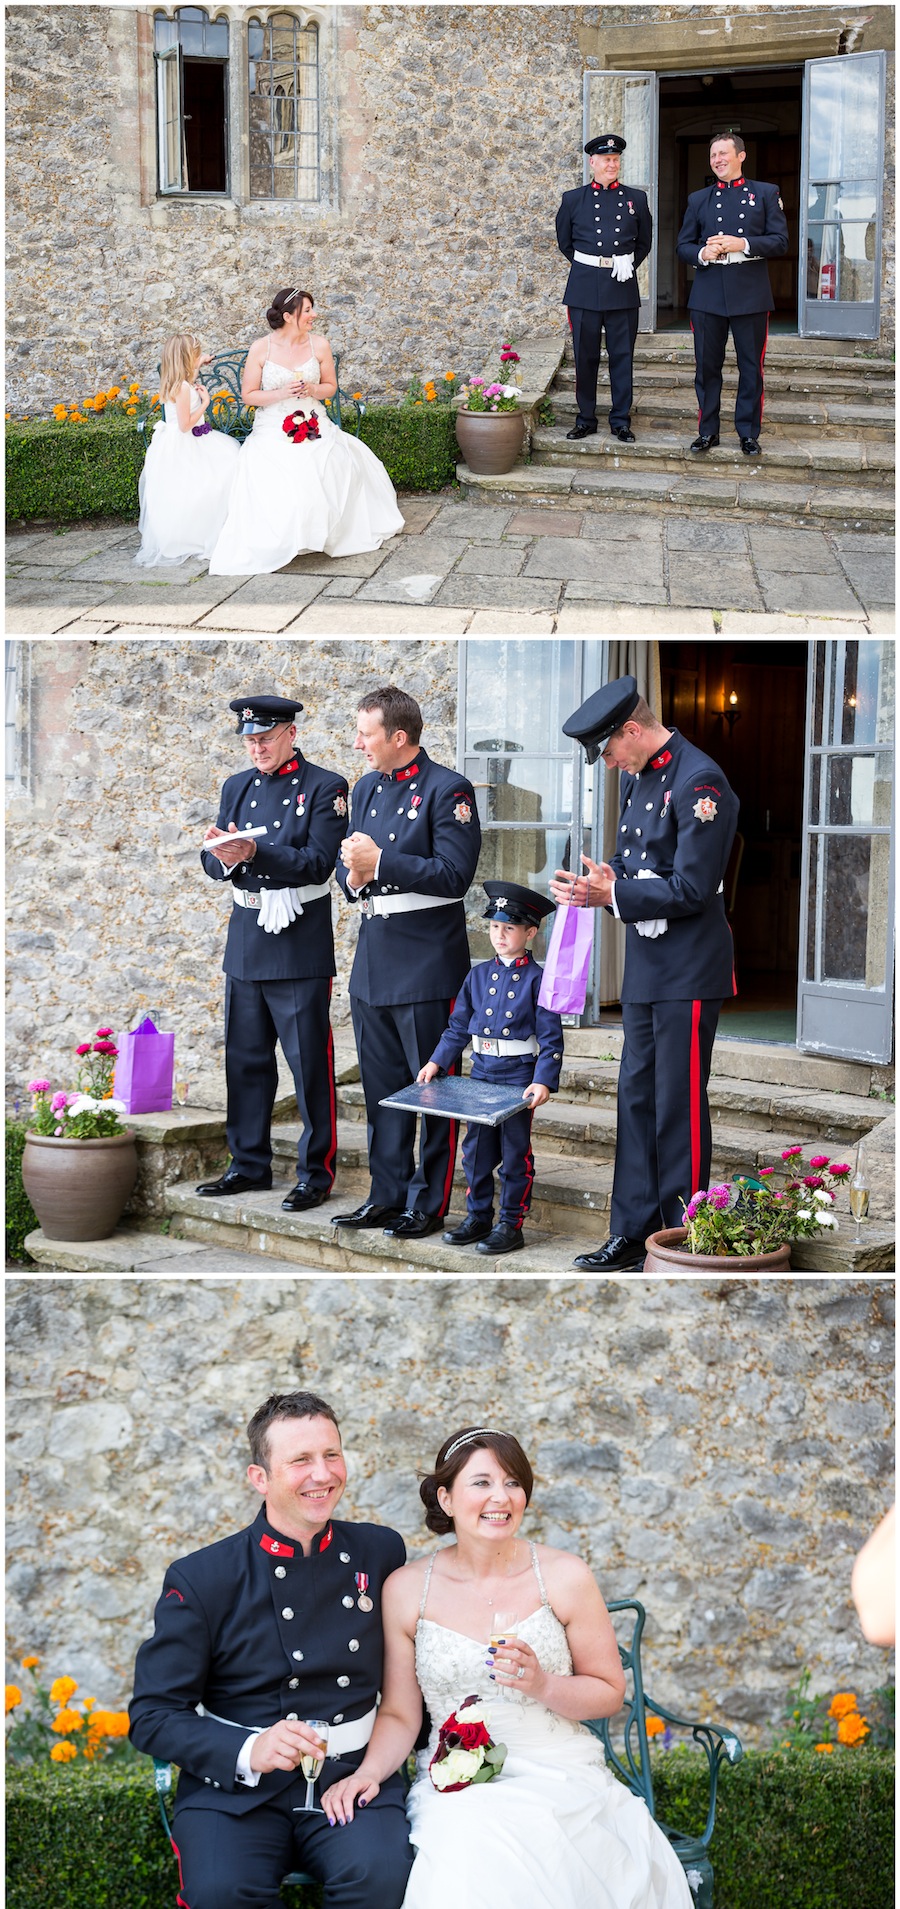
[551,677,739,1271]
[418,880,564,1257]
[130,1390,412,1909]
[333,686,481,1240]
[677,130,789,455]
[556,132,653,443]
[196,696,348,1211]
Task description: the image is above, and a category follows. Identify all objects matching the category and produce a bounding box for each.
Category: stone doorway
[656,66,803,331]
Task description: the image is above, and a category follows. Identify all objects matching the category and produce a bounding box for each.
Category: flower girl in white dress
[207,288,404,576]
[322,1429,693,1909]
[134,333,239,568]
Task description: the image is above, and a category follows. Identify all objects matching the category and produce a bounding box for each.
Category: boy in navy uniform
[334,687,481,1240]
[677,130,789,455]
[130,1390,413,1909]
[197,696,347,1211]
[556,132,653,443]
[417,882,563,1257]
[552,678,739,1272]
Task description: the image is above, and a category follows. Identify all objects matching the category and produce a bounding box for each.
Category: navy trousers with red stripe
[224,976,337,1191]
[569,305,640,432]
[690,309,769,439]
[351,996,460,1215]
[461,1056,536,1230]
[610,998,723,1241]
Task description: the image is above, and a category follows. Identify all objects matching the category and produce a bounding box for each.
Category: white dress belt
[472,1035,539,1057]
[198,1700,378,1757]
[574,248,614,268]
[359,891,459,919]
[233,882,331,910]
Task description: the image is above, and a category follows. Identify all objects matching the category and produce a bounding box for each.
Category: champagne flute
[488,1609,519,1701]
[849,1168,870,1245]
[295,1720,329,1812]
[174,1078,190,1107]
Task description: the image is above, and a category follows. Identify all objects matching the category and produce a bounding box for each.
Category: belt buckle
[246,894,260,908]
[481,1038,498,1056]
[359,897,371,916]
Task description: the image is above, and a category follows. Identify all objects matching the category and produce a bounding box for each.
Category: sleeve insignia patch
[165,1588,185,1602]
[333,793,347,817]
[693,797,718,823]
[453,801,473,824]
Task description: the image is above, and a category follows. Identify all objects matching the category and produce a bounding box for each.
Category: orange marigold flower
[814,1742,834,1753]
[50,1741,78,1763]
[52,1708,84,1735]
[6,1685,22,1712]
[828,1692,859,1720]
[50,1676,78,1705]
[837,1712,870,1746]
[444,371,455,381]
[82,1697,97,1711]
[125,405,138,415]
[352,391,362,400]
[52,405,68,420]
[21,1655,40,1670]
[87,1709,112,1733]
[129,382,141,393]
[644,1714,666,1737]
[105,1712,131,1737]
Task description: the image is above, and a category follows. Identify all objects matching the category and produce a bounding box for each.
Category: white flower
[66,1095,98,1115]
[796,1209,813,1220]
[813,1188,832,1204]
[817,1214,839,1229]
[455,1701,490,1725]
[431,1746,485,1790]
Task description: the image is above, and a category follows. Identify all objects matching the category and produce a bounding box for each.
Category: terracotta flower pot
[455,408,526,476]
[22,1130,138,1242]
[643,1226,792,1274]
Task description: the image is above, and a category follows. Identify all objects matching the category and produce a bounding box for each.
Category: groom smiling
[129,1391,413,1909]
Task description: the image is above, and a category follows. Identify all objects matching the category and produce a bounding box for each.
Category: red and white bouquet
[429,1697,507,1792]
[282,409,322,445]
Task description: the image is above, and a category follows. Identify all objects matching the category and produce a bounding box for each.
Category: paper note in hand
[205,824,269,845]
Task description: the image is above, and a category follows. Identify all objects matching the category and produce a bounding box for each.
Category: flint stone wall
[5,1275,894,1738]
[5,3,894,417]
[6,638,456,1106]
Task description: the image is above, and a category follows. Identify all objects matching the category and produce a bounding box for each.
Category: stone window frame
[146,5,339,214]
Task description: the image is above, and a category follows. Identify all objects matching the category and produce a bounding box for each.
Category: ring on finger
[516,1666,525,1680]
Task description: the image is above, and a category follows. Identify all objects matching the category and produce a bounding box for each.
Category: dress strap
[264,335,272,364]
[419,1551,439,1620]
[529,1541,550,1608]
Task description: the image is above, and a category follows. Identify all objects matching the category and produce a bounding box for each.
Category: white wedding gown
[135,384,240,566]
[207,349,404,574]
[404,1548,692,1909]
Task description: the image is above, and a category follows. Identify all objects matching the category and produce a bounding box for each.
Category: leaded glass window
[248,13,320,202]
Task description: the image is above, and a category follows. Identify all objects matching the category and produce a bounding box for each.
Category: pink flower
[830,1164,851,1178]
[709,1184,732,1210]
[809,1155,829,1169]
[95,1026,113,1037]
[685,1192,708,1220]
[27,1079,52,1094]
[75,1043,92,1056]
[50,1092,68,1113]
[758,1166,775,1176]
[54,1126,63,1136]
[93,1040,118,1057]
[803,1175,824,1189]
[781,1146,803,1159]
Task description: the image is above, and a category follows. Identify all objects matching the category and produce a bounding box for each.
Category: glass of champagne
[174,1078,190,1107]
[849,1168,870,1245]
[296,1720,329,1812]
[489,1610,519,1701]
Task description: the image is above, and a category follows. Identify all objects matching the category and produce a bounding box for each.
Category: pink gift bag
[537,904,594,1015]
[113,1016,175,1114]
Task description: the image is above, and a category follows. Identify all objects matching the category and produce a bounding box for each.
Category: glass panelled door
[583,70,658,330]
[797,641,894,1062]
[459,640,606,1013]
[799,51,885,339]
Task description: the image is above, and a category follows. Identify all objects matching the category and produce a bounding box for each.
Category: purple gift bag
[113,1016,175,1114]
[537,904,594,1015]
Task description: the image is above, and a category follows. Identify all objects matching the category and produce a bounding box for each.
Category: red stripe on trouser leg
[171,1836,192,1909]
[567,305,577,412]
[758,315,769,422]
[689,1000,703,1195]
[438,1009,460,1215]
[323,981,337,1185]
[690,318,700,426]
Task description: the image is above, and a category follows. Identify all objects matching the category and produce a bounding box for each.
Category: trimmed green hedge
[5,1119,37,1263]
[6,1752,894,1909]
[5,405,457,524]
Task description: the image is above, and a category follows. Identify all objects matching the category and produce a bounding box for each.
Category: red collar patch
[260,1533,295,1557]
[395,761,420,783]
[277,758,299,777]
[515,955,530,968]
[317,1523,333,1553]
[649,750,672,770]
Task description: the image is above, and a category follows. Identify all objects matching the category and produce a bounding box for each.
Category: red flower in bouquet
[429,1697,506,1792]
[282,409,321,445]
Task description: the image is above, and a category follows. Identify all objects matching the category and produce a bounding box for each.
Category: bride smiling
[322,1428,692,1907]
[208,286,403,576]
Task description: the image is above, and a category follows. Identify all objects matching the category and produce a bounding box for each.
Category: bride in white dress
[207,286,404,575]
[322,1428,692,1908]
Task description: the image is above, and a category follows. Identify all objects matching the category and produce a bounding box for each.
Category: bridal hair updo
[420,1428,534,1535]
[266,286,315,329]
[159,333,204,401]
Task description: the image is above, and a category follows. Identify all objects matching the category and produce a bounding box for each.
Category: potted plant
[643,1146,853,1272]
[21,1027,137,1243]
[455,342,525,475]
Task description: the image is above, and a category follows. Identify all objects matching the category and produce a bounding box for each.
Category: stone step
[555,366,895,402]
[457,459,893,532]
[580,338,895,375]
[530,426,893,486]
[550,384,894,441]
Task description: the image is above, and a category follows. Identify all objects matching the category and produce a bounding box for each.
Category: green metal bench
[151,1597,741,1905]
[587,1598,743,1908]
[197,348,363,443]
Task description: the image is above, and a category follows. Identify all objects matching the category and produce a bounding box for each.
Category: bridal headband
[442,1428,501,1463]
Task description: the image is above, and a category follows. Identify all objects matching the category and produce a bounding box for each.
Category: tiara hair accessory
[442,1428,500,1464]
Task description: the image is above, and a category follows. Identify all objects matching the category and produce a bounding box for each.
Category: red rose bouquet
[429,1697,507,1792]
[282,409,322,445]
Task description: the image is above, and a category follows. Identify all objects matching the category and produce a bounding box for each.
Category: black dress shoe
[476,1222,525,1256]
[566,421,597,440]
[443,1215,494,1245]
[281,1185,327,1212]
[740,436,761,456]
[573,1235,646,1271]
[195,1168,273,1197]
[383,1208,444,1239]
[690,434,719,452]
[611,427,636,443]
[332,1201,403,1229]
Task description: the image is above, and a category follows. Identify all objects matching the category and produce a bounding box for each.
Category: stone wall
[5,637,457,1104]
[6,4,894,416]
[5,1275,894,1736]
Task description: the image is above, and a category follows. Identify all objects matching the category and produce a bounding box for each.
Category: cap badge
[495,895,508,909]
[242,708,254,720]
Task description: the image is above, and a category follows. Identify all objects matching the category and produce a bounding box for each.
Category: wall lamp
[723,690,741,734]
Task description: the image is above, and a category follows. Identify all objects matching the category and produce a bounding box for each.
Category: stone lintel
[582,8,894,71]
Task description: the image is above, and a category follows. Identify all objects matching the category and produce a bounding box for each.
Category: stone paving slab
[578,511,664,545]
[194,573,327,631]
[720,612,878,634]
[556,605,717,633]
[433,573,562,611]
[508,508,584,538]
[283,545,396,577]
[664,518,748,553]
[60,546,209,585]
[828,550,896,609]
[565,573,668,606]
[427,501,514,539]
[668,554,763,612]
[286,603,471,634]
[746,526,841,572]
[467,610,556,633]
[756,570,864,618]
[455,542,526,576]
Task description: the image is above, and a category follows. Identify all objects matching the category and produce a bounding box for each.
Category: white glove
[634,867,667,939]
[258,888,301,934]
[610,252,635,282]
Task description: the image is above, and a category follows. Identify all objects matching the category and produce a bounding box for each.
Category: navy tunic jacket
[556,181,653,311]
[676,178,789,317]
[429,953,564,1093]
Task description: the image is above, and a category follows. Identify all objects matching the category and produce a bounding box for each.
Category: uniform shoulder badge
[453,799,473,824]
[333,791,348,817]
[693,797,718,823]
